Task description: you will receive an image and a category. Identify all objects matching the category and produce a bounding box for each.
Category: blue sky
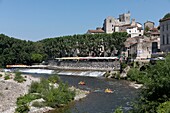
[0,0,169,41]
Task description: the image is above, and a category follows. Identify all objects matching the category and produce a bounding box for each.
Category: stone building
[124,36,160,59]
[86,12,144,37]
[144,21,155,30]
[159,13,170,52]
[102,12,143,37]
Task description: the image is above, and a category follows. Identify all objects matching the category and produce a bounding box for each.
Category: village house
[124,36,160,60]
[159,13,170,52]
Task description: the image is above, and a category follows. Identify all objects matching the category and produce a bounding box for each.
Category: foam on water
[18,69,54,74]
[57,71,106,77]
[4,69,106,77]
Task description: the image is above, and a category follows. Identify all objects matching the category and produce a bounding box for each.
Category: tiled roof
[150,28,158,32]
[126,26,137,29]
[159,17,170,22]
[137,27,143,30]
[87,29,105,33]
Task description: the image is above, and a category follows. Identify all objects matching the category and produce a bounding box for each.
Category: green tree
[31,53,43,63]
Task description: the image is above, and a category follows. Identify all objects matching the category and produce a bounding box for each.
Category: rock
[69,86,90,101]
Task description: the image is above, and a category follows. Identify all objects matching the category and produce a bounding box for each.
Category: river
[30,73,139,113]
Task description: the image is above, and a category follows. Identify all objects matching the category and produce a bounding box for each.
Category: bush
[15,104,29,113]
[0,74,2,77]
[16,93,41,113]
[29,78,50,94]
[29,81,40,93]
[4,75,10,80]
[157,101,170,113]
[127,67,148,84]
[14,72,26,83]
[114,107,123,113]
[17,94,41,106]
[43,82,75,107]
[48,74,60,84]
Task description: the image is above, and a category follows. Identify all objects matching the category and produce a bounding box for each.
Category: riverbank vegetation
[15,74,75,113]
[125,55,170,113]
[0,33,127,67]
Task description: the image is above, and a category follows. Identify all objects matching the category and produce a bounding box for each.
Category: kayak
[78,81,85,85]
[105,88,113,93]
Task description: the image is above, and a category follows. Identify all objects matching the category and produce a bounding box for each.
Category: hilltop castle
[87,11,144,38]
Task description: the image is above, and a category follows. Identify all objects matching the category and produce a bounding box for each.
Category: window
[167,24,169,31]
[167,34,169,44]
[163,35,165,44]
[110,20,112,23]
[162,25,164,31]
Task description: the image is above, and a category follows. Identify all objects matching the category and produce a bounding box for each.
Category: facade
[124,36,160,59]
[159,14,170,52]
[103,16,120,33]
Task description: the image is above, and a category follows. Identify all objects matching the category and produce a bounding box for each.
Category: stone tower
[119,11,131,25]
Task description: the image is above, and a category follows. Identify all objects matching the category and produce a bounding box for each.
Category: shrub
[42,82,75,107]
[157,101,170,113]
[4,75,10,80]
[16,93,41,113]
[17,93,41,106]
[114,107,123,113]
[127,67,147,84]
[0,74,2,77]
[29,78,50,94]
[29,81,40,93]
[48,74,60,84]
[14,72,26,83]
[15,104,29,113]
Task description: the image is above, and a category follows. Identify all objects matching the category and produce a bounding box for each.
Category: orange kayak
[105,88,113,93]
[78,81,85,85]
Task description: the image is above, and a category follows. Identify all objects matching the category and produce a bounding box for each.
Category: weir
[6,57,120,77]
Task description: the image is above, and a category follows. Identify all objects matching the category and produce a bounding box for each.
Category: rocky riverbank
[0,72,39,113]
[0,72,89,113]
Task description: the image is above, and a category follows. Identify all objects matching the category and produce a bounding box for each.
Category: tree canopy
[0,32,128,67]
[163,13,170,19]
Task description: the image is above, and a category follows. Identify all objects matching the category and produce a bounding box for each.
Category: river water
[30,74,138,113]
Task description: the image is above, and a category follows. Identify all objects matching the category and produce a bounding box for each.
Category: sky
[0,0,169,41]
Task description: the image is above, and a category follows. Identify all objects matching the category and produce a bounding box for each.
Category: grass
[4,75,10,80]
[14,72,26,83]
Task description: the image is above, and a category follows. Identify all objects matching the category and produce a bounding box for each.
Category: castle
[87,11,144,38]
